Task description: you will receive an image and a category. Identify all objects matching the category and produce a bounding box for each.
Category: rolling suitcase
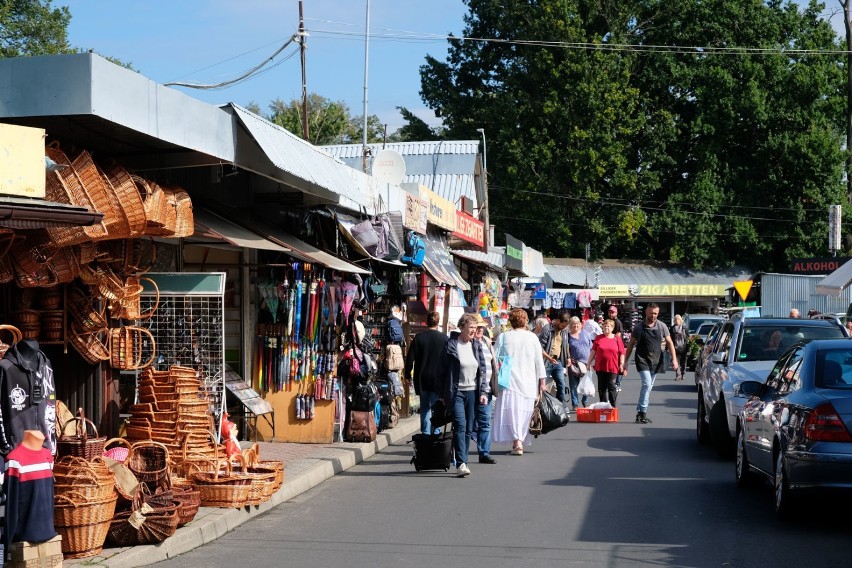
[410,428,454,472]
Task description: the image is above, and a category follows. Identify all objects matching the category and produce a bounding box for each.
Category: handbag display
[496,333,512,390]
[401,272,418,296]
[345,410,377,442]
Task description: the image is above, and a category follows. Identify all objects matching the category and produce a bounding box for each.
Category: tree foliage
[0,0,72,58]
[418,0,846,271]
[264,93,385,146]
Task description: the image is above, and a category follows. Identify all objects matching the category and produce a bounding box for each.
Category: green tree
[0,0,72,58]
[265,93,384,146]
[417,0,846,271]
[390,107,443,142]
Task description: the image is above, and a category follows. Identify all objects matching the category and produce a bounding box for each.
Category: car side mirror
[710,352,727,365]
[736,380,763,397]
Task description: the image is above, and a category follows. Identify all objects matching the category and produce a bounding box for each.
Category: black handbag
[538,390,569,435]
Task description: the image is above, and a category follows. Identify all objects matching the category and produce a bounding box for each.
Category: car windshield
[687,318,718,334]
[696,322,716,337]
[816,348,852,389]
[737,325,846,362]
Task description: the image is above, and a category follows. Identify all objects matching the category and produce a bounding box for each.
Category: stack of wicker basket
[53,457,118,559]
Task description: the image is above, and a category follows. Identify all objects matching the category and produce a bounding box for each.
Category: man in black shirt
[405,311,449,434]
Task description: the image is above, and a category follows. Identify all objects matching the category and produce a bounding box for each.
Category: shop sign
[524,282,546,300]
[505,233,524,271]
[404,192,427,234]
[638,284,728,297]
[599,284,630,297]
[790,256,852,275]
[420,187,456,231]
[452,210,484,247]
[0,124,46,198]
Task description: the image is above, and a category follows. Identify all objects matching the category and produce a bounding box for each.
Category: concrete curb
[67,416,421,567]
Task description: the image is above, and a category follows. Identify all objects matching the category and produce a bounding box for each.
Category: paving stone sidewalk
[66,415,420,567]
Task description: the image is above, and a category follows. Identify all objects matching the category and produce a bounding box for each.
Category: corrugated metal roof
[451,248,506,273]
[322,141,479,208]
[231,105,380,213]
[545,263,751,288]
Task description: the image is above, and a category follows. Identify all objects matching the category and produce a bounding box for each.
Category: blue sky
[65,1,467,133]
[64,1,841,135]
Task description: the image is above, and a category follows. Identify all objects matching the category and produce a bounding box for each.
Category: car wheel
[696,393,710,445]
[774,451,797,518]
[735,427,757,487]
[709,400,735,459]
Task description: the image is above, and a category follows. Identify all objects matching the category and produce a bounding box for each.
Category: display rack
[139,272,227,440]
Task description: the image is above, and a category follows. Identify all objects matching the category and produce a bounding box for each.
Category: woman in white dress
[492,308,547,455]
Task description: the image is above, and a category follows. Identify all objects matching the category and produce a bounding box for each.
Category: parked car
[736,339,852,516]
[693,321,725,385]
[696,314,847,457]
[684,314,725,370]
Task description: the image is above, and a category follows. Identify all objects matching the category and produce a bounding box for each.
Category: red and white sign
[452,210,484,247]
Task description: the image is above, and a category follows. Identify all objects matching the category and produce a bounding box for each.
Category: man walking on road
[622,303,679,424]
[538,312,570,404]
[405,311,448,434]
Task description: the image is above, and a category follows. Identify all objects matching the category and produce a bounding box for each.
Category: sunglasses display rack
[138,273,227,439]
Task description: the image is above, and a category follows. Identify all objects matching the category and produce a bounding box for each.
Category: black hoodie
[0,340,56,454]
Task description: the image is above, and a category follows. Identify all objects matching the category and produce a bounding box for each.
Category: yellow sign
[0,124,46,198]
[599,285,629,297]
[733,280,754,301]
[420,186,456,231]
[638,284,728,297]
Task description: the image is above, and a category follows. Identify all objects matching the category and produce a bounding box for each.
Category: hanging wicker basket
[108,325,156,370]
[110,276,159,321]
[68,322,110,365]
[68,287,108,333]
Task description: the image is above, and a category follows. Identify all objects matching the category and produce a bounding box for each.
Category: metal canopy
[192,209,290,252]
[815,259,852,297]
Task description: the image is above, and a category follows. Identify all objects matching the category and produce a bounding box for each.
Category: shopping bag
[539,390,569,434]
[577,370,596,398]
[496,333,512,390]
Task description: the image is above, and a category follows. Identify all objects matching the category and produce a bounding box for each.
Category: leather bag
[345,410,377,442]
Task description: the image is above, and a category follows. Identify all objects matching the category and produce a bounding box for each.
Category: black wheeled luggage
[410,429,454,472]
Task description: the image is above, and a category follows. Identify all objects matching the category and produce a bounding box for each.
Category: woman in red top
[587,319,625,407]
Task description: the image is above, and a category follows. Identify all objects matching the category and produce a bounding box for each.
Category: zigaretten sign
[452,210,484,247]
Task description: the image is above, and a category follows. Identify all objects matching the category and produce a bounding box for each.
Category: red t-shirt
[592,334,625,374]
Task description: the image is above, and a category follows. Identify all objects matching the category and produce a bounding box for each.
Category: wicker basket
[243,444,284,493]
[168,186,194,238]
[58,409,107,460]
[102,437,131,463]
[0,324,22,358]
[39,286,62,310]
[44,145,109,245]
[173,485,201,526]
[9,230,55,275]
[100,162,147,237]
[68,287,108,332]
[70,149,129,239]
[0,255,13,284]
[110,276,159,321]
[191,460,252,508]
[54,491,117,559]
[126,440,170,488]
[68,322,110,365]
[48,245,81,284]
[107,501,180,546]
[40,312,64,342]
[108,325,156,370]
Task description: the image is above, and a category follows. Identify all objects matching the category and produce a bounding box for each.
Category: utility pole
[298,1,310,141]
[361,0,371,173]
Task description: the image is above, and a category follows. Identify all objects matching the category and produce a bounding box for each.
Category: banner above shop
[420,186,456,231]
[452,210,484,248]
[599,284,728,297]
[403,190,427,234]
[790,256,852,275]
[505,233,524,272]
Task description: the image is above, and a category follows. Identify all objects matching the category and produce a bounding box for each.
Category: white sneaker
[456,463,471,477]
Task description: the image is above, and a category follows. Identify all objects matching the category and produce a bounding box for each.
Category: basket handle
[104,437,131,451]
[131,326,157,370]
[54,490,88,508]
[137,277,160,321]
[0,324,22,345]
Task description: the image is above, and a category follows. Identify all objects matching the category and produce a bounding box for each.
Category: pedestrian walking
[538,312,570,404]
[404,311,448,435]
[586,319,625,407]
[608,304,625,391]
[474,315,497,464]
[492,308,547,456]
[444,313,489,477]
[565,316,594,409]
[533,311,550,335]
[671,314,687,381]
[622,303,679,424]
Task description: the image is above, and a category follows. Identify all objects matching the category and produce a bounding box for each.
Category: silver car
[736,339,852,516]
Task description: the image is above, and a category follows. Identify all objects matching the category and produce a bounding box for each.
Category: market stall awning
[0,197,103,230]
[816,259,852,296]
[192,209,290,252]
[423,231,470,290]
[451,248,506,274]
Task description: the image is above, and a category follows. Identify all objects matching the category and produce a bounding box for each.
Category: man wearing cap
[608,304,625,391]
[538,312,571,404]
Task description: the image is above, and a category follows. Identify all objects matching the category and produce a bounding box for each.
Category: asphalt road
[153,369,852,568]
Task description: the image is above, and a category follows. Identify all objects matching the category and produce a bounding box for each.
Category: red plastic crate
[575,407,619,423]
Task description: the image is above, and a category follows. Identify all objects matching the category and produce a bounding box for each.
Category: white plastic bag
[577,370,596,398]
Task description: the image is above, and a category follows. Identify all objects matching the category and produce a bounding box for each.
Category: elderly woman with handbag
[566,316,594,409]
[491,308,547,456]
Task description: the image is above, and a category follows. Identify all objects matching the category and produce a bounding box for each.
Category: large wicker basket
[108,325,156,370]
[53,490,117,559]
[68,323,110,365]
[57,409,107,460]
